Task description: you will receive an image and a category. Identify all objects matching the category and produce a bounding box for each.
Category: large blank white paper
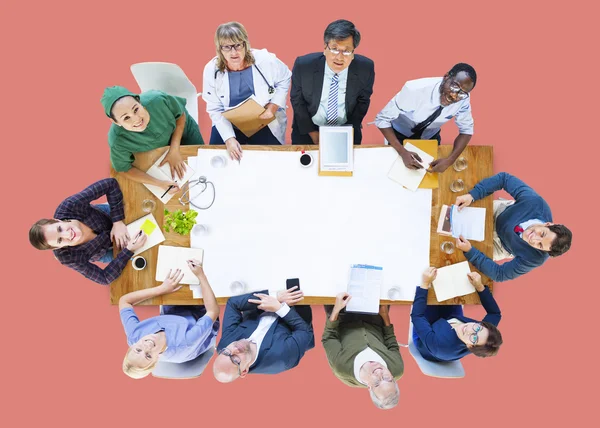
[155,245,204,284]
[126,213,165,256]
[451,206,486,241]
[345,264,383,314]
[387,143,434,192]
[432,261,475,302]
[189,147,431,299]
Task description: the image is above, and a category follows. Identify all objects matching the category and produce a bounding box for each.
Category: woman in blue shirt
[119,262,220,379]
[411,268,503,362]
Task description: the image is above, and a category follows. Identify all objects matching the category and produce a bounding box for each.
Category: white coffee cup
[132,256,147,271]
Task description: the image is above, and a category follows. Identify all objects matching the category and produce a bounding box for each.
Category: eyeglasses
[372,374,394,388]
[326,44,354,57]
[448,79,470,100]
[219,348,242,376]
[221,42,245,52]
[469,323,484,345]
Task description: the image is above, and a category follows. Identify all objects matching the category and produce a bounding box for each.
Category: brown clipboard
[221,97,275,137]
[402,139,439,189]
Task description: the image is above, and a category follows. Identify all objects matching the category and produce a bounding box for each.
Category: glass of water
[141,199,156,213]
[387,287,403,301]
[453,157,468,172]
[192,224,208,237]
[230,281,247,295]
[450,179,465,193]
[211,155,226,168]
[440,241,455,254]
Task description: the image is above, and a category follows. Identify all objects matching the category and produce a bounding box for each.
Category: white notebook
[345,264,383,314]
[432,261,475,302]
[437,204,486,242]
[144,151,196,203]
[126,213,165,256]
[387,143,434,192]
[155,245,204,285]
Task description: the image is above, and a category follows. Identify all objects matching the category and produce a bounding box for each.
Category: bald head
[213,354,240,383]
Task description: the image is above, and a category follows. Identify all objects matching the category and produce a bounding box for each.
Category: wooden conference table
[110,144,493,306]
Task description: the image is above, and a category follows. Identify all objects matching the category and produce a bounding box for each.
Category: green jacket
[322,318,404,387]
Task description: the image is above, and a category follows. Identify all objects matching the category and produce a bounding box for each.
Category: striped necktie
[326,73,339,126]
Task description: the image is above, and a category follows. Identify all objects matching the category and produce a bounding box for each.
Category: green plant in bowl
[163,209,198,235]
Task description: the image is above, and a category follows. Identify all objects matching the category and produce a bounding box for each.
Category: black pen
[160,185,174,198]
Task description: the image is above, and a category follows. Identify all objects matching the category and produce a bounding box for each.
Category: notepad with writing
[155,245,204,284]
[432,261,475,302]
[221,95,275,137]
[437,205,486,242]
[126,213,165,256]
[387,142,435,192]
[144,151,196,204]
[345,264,383,314]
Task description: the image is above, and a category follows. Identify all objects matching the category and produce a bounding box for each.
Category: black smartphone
[286,278,300,290]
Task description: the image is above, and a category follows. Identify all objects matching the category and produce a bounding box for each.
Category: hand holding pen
[126,230,147,252]
[186,259,205,277]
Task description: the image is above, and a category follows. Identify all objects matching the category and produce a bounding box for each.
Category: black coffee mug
[300,153,313,167]
[132,256,146,270]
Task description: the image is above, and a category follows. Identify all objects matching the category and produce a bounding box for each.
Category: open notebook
[388,142,434,192]
[432,261,475,302]
[126,213,165,256]
[345,264,383,314]
[144,151,196,204]
[437,204,486,241]
[155,245,204,285]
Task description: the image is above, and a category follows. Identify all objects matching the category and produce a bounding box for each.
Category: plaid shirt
[53,178,133,285]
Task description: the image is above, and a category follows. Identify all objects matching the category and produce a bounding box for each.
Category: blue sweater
[464,172,552,282]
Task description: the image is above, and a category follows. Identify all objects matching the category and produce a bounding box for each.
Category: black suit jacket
[290,53,375,145]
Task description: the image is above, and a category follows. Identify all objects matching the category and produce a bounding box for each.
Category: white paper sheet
[450,205,486,241]
[432,261,475,302]
[189,147,432,299]
[345,264,383,314]
[126,213,165,256]
[155,245,204,284]
[144,151,196,203]
[387,143,434,192]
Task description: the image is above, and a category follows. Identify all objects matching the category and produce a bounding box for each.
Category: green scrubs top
[108,90,204,172]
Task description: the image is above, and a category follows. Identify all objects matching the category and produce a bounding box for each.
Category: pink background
[4,0,595,426]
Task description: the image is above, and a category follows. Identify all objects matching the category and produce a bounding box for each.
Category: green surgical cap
[101,86,138,117]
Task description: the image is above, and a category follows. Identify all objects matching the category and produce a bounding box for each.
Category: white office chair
[408,317,465,379]
[130,62,201,123]
[151,305,216,379]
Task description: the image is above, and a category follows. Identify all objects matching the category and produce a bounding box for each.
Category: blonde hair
[122,347,158,379]
[214,22,255,73]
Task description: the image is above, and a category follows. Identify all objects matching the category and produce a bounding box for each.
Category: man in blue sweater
[454,172,572,282]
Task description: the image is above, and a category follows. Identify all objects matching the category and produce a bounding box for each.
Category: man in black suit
[291,19,375,145]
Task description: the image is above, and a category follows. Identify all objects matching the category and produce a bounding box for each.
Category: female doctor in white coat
[202,21,292,161]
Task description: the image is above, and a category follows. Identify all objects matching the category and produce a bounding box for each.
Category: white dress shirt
[247,303,290,365]
[517,219,544,238]
[353,347,388,385]
[312,64,348,127]
[375,77,474,139]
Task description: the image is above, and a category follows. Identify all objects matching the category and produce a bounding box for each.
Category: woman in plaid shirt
[28,178,147,285]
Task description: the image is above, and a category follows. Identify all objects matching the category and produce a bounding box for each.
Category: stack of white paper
[126,213,165,256]
[387,143,434,192]
[144,151,196,203]
[345,264,383,314]
[432,261,475,302]
[155,245,204,285]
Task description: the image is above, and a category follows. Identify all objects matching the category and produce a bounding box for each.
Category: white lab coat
[202,48,292,144]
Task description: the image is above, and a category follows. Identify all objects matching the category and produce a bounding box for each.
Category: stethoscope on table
[179,176,216,210]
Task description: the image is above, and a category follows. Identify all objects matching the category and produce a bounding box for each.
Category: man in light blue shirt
[375,63,476,172]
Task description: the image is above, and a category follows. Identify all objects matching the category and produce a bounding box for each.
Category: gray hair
[369,383,400,410]
[323,19,361,49]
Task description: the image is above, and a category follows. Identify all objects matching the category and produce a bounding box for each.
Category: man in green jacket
[322,293,404,410]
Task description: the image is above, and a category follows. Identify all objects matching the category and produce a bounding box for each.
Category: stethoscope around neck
[215,64,274,94]
[179,176,216,210]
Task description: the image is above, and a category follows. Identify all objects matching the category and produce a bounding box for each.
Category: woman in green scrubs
[101,86,204,193]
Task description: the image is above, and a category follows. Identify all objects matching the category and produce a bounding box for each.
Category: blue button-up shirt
[120,307,218,363]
